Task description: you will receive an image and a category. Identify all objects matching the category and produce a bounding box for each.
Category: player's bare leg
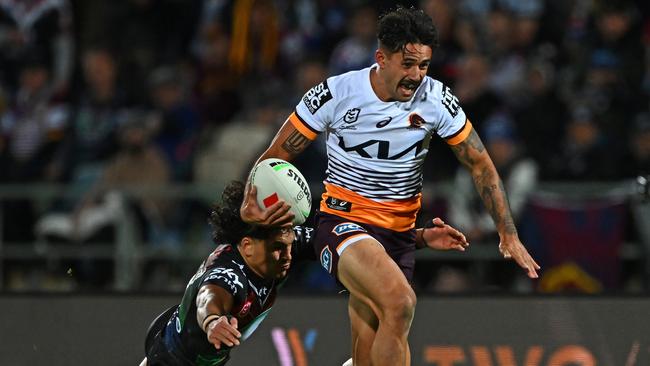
[348,294,377,366]
[348,295,412,366]
[338,238,416,366]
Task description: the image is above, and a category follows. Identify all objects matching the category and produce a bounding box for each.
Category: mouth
[281,263,290,271]
[398,80,419,97]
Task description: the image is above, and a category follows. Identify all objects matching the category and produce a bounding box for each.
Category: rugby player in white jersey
[241,6,540,366]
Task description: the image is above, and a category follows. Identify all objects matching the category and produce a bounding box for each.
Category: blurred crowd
[0,0,649,293]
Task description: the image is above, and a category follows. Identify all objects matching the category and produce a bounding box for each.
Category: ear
[240,237,255,258]
[375,48,386,68]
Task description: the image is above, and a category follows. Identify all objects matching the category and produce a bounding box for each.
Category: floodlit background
[1,1,650,365]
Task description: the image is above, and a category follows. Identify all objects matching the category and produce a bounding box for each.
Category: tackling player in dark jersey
[141,181,313,366]
[141,181,467,365]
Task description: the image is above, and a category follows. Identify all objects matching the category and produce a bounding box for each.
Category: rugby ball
[250,158,312,225]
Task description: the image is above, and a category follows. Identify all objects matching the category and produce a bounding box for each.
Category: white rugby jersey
[289,65,472,231]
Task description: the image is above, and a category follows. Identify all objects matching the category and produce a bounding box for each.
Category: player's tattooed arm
[258,119,313,162]
[281,130,311,156]
[450,128,540,277]
[450,129,517,236]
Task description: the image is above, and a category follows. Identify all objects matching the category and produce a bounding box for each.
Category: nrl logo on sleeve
[332,222,367,236]
[303,80,333,114]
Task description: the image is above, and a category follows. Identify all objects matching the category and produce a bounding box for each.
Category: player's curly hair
[208,181,271,245]
[377,6,439,53]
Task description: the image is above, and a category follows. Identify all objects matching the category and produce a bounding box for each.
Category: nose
[407,65,421,81]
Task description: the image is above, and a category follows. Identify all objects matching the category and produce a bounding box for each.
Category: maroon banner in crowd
[521,195,627,291]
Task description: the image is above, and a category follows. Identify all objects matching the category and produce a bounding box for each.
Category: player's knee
[381,285,416,329]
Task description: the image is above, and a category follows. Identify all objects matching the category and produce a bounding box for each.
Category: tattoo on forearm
[475,168,517,235]
[451,129,516,235]
[282,130,310,155]
[450,129,485,168]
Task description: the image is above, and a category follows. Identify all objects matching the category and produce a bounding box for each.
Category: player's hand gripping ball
[250,158,312,225]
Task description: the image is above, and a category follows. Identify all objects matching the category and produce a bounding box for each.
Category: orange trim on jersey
[288,112,318,140]
[320,183,421,231]
[445,120,473,145]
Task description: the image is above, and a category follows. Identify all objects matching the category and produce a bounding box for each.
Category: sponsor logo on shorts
[320,247,332,273]
[332,222,367,236]
[303,81,332,114]
[325,197,351,212]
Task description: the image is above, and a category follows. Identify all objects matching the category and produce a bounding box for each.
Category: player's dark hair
[377,6,439,53]
[208,181,271,245]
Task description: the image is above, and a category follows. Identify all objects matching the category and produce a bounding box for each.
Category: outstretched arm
[196,284,242,350]
[449,128,540,278]
[240,118,313,226]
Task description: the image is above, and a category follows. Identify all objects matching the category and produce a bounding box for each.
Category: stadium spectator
[0,50,67,243]
[77,0,200,104]
[513,59,567,179]
[548,104,619,181]
[485,6,528,107]
[328,5,377,75]
[227,0,281,78]
[590,2,645,93]
[453,53,502,134]
[191,21,242,127]
[51,46,126,193]
[148,65,200,182]
[193,97,280,198]
[35,111,173,287]
[0,51,67,182]
[0,0,74,96]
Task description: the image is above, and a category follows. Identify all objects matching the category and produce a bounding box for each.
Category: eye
[419,63,429,70]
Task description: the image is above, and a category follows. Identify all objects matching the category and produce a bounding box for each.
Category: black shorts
[312,211,417,283]
[144,306,195,366]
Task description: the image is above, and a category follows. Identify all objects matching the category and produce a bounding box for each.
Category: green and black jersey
[148,226,314,366]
